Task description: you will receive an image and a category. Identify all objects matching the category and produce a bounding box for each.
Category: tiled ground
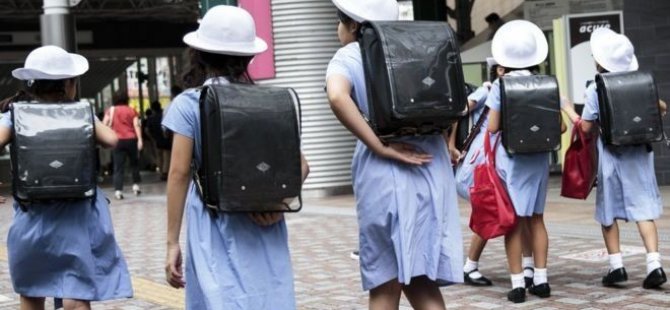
[0,176,667,309]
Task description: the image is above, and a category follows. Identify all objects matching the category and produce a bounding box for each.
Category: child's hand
[249,212,284,226]
[659,100,667,117]
[448,146,462,164]
[377,142,433,166]
[560,96,574,111]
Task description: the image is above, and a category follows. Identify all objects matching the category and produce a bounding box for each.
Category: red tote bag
[561,119,598,199]
[468,132,517,240]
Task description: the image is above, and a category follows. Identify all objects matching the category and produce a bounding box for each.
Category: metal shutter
[261,0,356,192]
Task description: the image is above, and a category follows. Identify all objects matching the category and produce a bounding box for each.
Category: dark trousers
[113,138,141,191]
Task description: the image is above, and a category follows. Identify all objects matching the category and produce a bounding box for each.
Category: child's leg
[602,222,621,254]
[369,279,402,310]
[530,214,548,269]
[402,276,446,310]
[467,234,487,263]
[637,220,666,288]
[637,220,659,253]
[601,221,629,286]
[62,299,91,310]
[20,296,45,310]
[520,218,534,287]
[505,220,526,303]
[463,234,492,285]
[528,214,551,297]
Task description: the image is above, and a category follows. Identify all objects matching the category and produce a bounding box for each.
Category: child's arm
[165,133,192,289]
[300,152,310,183]
[0,126,10,150]
[446,123,461,162]
[486,109,500,133]
[133,116,143,151]
[94,119,118,148]
[326,75,431,165]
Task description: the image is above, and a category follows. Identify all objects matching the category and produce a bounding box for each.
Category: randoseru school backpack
[10,101,97,204]
[359,21,468,138]
[198,84,303,213]
[596,71,663,146]
[500,75,561,154]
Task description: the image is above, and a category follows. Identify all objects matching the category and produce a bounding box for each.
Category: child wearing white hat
[562,28,667,289]
[0,45,132,309]
[485,20,553,303]
[326,0,464,308]
[451,57,503,287]
[163,5,309,309]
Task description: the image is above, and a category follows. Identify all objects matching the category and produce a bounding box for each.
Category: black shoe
[464,270,493,286]
[525,276,533,289]
[602,267,628,287]
[507,287,526,303]
[643,268,667,289]
[349,251,359,260]
[524,267,534,288]
[528,282,551,298]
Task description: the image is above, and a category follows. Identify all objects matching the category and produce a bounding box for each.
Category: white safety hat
[491,20,548,69]
[183,5,267,56]
[332,0,399,23]
[12,45,89,80]
[590,27,639,72]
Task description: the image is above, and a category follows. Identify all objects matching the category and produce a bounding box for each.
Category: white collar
[505,70,532,77]
[203,76,231,86]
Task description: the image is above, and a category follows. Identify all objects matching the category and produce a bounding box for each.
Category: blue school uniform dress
[326,42,463,290]
[456,85,490,200]
[484,70,550,217]
[581,83,663,226]
[162,77,296,310]
[0,112,132,302]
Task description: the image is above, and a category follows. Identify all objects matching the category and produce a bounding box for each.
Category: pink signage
[239,0,276,80]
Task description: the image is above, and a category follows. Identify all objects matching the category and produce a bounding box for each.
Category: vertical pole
[147,57,159,104]
[40,0,76,51]
[137,59,145,118]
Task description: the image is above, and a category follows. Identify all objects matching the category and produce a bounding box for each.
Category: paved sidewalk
[0,177,667,309]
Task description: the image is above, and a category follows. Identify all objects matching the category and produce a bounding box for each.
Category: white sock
[534,268,548,285]
[609,252,624,271]
[511,273,525,289]
[464,258,482,279]
[647,252,662,275]
[523,256,534,278]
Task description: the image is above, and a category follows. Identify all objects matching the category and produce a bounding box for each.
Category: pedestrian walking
[0,45,132,310]
[163,5,309,309]
[561,27,667,289]
[103,91,143,199]
[145,101,171,180]
[326,0,463,308]
[484,20,555,303]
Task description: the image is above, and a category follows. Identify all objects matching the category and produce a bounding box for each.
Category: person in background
[103,91,143,199]
[146,100,171,180]
[485,13,505,40]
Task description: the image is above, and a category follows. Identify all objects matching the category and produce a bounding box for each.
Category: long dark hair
[182,48,254,88]
[0,78,74,112]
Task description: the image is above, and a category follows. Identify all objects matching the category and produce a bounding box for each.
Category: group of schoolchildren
[0,0,665,309]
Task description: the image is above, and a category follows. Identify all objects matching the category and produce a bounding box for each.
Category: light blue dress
[162,77,296,310]
[0,112,133,303]
[326,42,463,290]
[456,85,490,200]
[581,83,663,226]
[484,71,551,217]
